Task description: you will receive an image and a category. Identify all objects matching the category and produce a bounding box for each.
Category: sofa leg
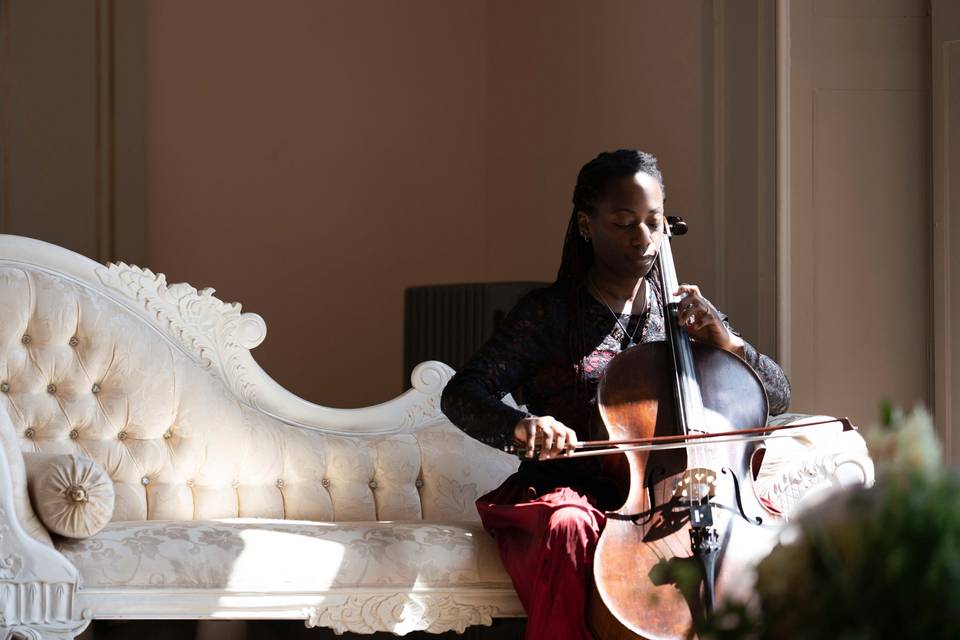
[0,619,92,640]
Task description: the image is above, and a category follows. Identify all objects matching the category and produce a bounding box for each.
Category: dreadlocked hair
[556,149,666,415]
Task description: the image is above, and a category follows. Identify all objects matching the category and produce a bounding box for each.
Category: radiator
[403,281,548,388]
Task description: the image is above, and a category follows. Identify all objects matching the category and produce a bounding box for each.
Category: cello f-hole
[720,467,764,526]
[644,467,665,514]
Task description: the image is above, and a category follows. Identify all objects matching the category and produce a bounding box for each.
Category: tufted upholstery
[0,266,517,525]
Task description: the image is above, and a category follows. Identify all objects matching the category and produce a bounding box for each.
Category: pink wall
[145,1,710,407]
[482,1,709,283]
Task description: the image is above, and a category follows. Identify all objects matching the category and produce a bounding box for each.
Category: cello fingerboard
[657,228,708,444]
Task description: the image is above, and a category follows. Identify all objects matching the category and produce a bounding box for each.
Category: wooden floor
[77,619,528,640]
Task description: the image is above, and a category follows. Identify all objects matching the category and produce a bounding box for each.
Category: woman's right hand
[513,416,579,460]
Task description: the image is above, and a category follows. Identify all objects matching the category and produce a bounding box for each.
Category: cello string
[660,229,702,509]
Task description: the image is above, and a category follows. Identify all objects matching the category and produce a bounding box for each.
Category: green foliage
[879,399,895,429]
[699,471,960,639]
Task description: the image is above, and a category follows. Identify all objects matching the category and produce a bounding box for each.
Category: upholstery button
[20,334,31,345]
[415,478,424,489]
[162,429,173,440]
[117,431,128,441]
[321,478,330,489]
[0,382,9,393]
[66,485,88,504]
[275,479,285,489]
[141,476,150,486]
[69,429,79,440]
[91,382,101,394]
[23,428,34,439]
[46,383,57,395]
[368,480,378,490]
[68,336,79,347]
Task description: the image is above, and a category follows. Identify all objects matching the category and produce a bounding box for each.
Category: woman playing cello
[440,149,790,640]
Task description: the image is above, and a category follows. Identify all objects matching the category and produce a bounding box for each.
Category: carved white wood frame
[756,447,875,518]
[0,445,91,639]
[0,234,452,437]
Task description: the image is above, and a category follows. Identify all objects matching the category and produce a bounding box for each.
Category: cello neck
[658,222,705,434]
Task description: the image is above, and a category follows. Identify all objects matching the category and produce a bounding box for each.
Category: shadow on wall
[78,619,527,639]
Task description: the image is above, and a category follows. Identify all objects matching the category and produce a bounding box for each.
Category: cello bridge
[673,468,718,504]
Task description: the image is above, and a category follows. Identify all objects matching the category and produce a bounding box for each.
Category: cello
[580,216,780,638]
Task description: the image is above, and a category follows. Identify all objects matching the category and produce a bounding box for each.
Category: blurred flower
[862,403,941,480]
[700,404,958,639]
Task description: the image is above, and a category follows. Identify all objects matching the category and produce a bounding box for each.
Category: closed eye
[617,221,661,231]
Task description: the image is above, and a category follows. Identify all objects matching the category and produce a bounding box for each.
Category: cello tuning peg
[667,216,688,236]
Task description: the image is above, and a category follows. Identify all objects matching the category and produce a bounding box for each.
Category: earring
[582,234,591,243]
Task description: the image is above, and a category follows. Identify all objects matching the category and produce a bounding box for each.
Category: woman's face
[577,171,665,280]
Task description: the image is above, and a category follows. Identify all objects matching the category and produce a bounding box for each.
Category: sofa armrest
[754,413,875,518]
[0,403,53,548]
[0,442,91,637]
[23,452,115,539]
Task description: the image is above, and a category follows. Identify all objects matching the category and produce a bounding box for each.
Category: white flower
[863,404,941,479]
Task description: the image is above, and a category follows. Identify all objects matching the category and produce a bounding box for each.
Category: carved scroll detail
[759,449,875,518]
[397,361,453,430]
[95,263,267,405]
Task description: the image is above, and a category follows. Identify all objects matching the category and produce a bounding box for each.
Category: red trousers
[477,478,606,640]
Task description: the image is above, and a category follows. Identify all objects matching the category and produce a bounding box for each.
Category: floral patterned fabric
[57,518,511,590]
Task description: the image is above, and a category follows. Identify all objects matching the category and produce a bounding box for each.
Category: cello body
[586,218,781,639]
[588,342,773,639]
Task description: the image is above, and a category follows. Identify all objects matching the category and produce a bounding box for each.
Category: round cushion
[23,452,115,538]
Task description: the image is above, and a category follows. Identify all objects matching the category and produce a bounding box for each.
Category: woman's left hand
[674,284,745,356]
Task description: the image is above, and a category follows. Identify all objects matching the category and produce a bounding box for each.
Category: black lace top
[440,276,791,458]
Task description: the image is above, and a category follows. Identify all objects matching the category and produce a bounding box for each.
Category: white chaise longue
[0,235,872,638]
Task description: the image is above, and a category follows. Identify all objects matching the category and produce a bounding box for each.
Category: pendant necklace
[589,275,644,348]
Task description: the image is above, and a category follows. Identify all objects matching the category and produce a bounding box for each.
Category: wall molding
[95,0,114,263]
[0,0,145,266]
[0,0,10,234]
[712,0,727,312]
[776,0,792,376]
[930,2,957,461]
[778,0,932,426]
[931,0,960,460]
